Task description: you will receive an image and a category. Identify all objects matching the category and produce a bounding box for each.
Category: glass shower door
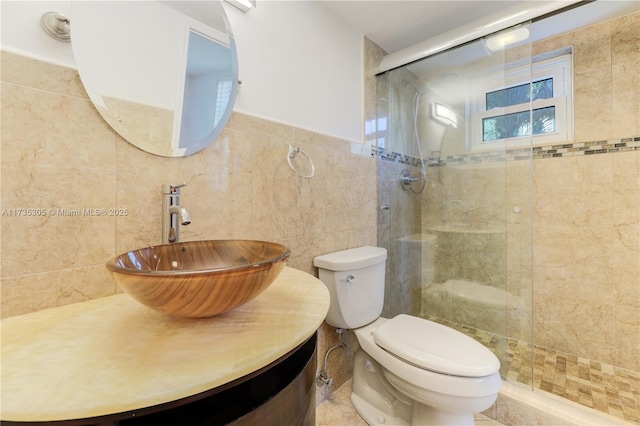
[376,23,534,384]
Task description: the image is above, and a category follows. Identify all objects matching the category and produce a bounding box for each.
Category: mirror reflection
[71,1,238,157]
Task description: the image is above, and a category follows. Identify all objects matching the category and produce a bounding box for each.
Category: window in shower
[469,50,573,150]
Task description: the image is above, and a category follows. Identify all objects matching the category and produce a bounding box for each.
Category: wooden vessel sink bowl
[105,240,291,318]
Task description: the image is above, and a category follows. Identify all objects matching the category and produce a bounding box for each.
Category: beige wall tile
[283,234,327,276]
[614,305,640,372]
[573,21,613,142]
[534,296,614,364]
[533,225,613,302]
[612,13,640,138]
[1,81,116,278]
[532,33,573,58]
[613,223,640,311]
[533,156,613,227]
[324,150,377,233]
[0,54,376,324]
[364,37,387,148]
[613,151,640,196]
[0,83,114,169]
[1,265,116,318]
[1,51,87,98]
[225,112,294,142]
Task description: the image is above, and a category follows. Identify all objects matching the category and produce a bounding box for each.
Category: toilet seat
[373,314,500,378]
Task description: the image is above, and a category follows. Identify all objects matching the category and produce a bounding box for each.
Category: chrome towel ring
[287,145,315,179]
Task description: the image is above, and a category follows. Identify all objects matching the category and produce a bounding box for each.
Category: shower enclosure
[377,20,534,383]
[375,4,640,422]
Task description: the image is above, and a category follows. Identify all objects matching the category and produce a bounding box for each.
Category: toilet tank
[313,246,387,329]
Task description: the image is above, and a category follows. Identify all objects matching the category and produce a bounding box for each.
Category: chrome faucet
[162,183,191,244]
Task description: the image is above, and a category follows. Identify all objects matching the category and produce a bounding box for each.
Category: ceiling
[319,0,640,56]
[320,0,523,54]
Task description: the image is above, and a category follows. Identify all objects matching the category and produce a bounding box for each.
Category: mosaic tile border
[372,136,640,167]
[533,136,640,159]
[372,146,425,168]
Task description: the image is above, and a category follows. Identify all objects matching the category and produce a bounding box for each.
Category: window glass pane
[487,84,529,109]
[214,80,232,127]
[532,106,556,134]
[483,106,556,141]
[486,78,553,109]
[532,78,553,101]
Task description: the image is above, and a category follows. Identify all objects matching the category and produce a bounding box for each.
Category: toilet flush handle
[342,275,355,284]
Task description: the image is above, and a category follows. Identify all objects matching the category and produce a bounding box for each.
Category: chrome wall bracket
[41,12,71,42]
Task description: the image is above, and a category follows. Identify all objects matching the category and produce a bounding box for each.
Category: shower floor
[424,316,640,424]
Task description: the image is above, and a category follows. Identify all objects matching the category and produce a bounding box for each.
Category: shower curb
[487,381,633,426]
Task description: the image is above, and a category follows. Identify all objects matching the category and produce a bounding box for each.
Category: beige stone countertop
[0,267,330,423]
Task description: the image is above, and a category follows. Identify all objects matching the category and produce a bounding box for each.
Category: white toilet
[313,246,502,426]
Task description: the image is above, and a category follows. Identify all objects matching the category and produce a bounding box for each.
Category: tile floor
[316,379,503,426]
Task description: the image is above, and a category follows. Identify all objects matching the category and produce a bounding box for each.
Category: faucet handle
[170,182,188,191]
[162,182,188,194]
[170,182,187,195]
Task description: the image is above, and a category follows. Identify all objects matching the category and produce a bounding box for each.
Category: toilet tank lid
[313,246,387,271]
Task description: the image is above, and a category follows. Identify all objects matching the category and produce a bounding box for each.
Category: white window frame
[467,51,573,151]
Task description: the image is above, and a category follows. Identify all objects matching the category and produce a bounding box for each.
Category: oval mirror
[70,1,238,157]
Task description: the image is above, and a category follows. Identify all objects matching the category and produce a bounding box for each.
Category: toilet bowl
[352,316,502,425]
[314,246,502,426]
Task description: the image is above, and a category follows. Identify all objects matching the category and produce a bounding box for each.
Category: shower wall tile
[613,222,640,310]
[573,20,613,142]
[505,161,533,343]
[370,35,423,319]
[505,161,532,225]
[364,37,386,148]
[506,225,533,343]
[533,155,613,228]
[611,12,640,138]
[531,151,638,369]
[533,225,614,305]
[534,295,615,364]
[612,192,640,308]
[612,152,640,237]
[614,306,640,373]
[416,12,640,374]
[532,32,573,58]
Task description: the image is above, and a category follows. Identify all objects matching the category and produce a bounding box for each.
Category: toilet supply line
[316,328,348,387]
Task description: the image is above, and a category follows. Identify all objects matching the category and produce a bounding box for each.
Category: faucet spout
[169,206,191,226]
